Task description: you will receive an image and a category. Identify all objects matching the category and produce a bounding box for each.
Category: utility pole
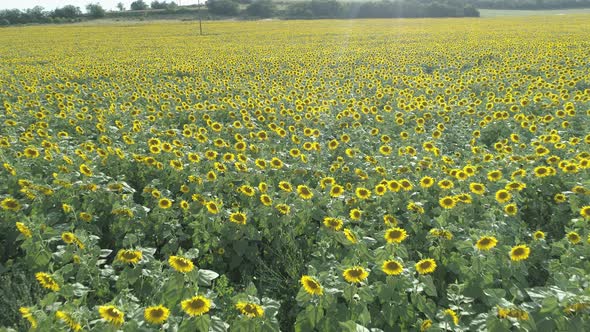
[198,0,203,35]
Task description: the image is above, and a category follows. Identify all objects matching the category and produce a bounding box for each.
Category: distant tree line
[468,0,590,9]
[209,0,480,18]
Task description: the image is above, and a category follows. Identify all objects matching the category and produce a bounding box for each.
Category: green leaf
[338,320,370,332]
[210,315,229,332]
[197,269,219,286]
[194,315,211,332]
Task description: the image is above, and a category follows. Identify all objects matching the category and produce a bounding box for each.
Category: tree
[285,2,313,18]
[246,0,276,17]
[151,1,167,9]
[206,0,240,16]
[86,3,106,18]
[130,0,149,10]
[310,0,342,18]
[117,2,125,11]
[51,5,82,19]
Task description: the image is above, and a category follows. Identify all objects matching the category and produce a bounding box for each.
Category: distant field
[479,7,590,17]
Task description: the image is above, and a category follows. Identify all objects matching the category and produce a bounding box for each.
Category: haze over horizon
[0,0,201,11]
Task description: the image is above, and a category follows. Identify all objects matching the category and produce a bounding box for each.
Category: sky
[0,0,202,11]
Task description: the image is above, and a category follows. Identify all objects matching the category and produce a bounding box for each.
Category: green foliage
[207,0,241,16]
[86,3,106,18]
[246,0,277,18]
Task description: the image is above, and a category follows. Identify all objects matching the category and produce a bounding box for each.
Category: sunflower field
[1,16,589,331]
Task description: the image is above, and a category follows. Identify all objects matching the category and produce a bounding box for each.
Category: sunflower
[343,228,358,244]
[504,203,518,216]
[19,307,37,329]
[415,259,437,275]
[374,184,387,196]
[355,187,371,200]
[275,204,291,215]
[169,255,194,273]
[116,249,142,264]
[487,170,503,181]
[61,232,76,244]
[388,180,401,192]
[330,184,344,197]
[349,208,362,221]
[533,166,550,177]
[2,196,22,211]
[469,182,486,195]
[439,196,456,209]
[384,228,408,244]
[438,179,454,190]
[495,190,512,204]
[381,259,403,276]
[580,206,590,219]
[533,230,545,240]
[99,305,124,326]
[205,201,220,214]
[236,302,264,318]
[420,176,435,188]
[300,275,323,295]
[278,181,293,192]
[509,245,530,261]
[259,194,273,206]
[323,217,343,231]
[56,311,81,331]
[79,164,93,176]
[420,319,432,331]
[475,236,498,250]
[566,231,581,244]
[343,266,369,283]
[35,272,60,291]
[182,295,211,317]
[239,185,256,197]
[400,179,413,191]
[554,193,567,203]
[158,198,172,209]
[444,308,459,325]
[497,307,529,320]
[144,305,170,325]
[16,222,32,238]
[270,157,283,169]
[229,212,247,225]
[297,185,313,200]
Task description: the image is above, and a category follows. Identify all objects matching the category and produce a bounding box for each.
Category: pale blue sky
[0,0,202,11]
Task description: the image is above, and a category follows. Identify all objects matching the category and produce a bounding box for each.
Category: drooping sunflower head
[116,249,142,264]
[323,217,343,231]
[168,255,194,273]
[1,197,22,211]
[61,232,76,244]
[98,305,125,326]
[35,272,60,291]
[297,185,313,199]
[236,302,264,318]
[300,275,323,295]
